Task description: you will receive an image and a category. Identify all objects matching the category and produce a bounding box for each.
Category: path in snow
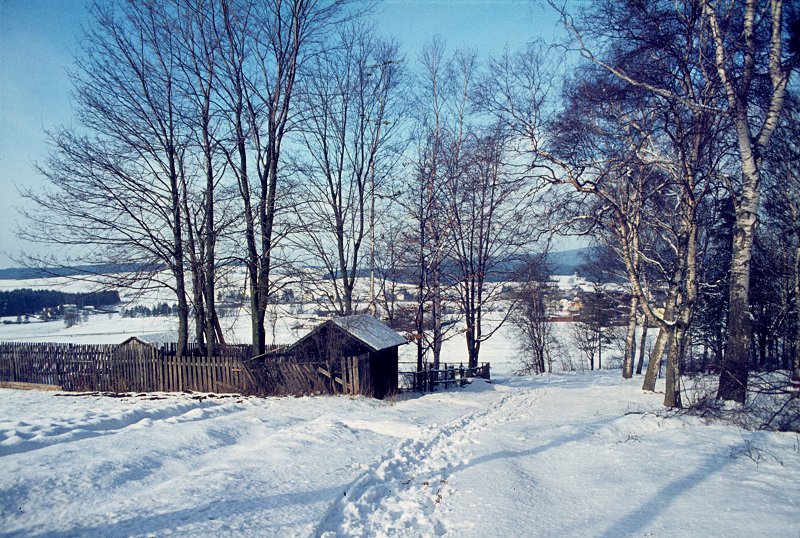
[1,373,798,537]
[316,375,799,537]
[0,388,477,537]
[315,384,537,536]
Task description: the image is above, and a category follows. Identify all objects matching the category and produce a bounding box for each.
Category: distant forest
[0,289,121,317]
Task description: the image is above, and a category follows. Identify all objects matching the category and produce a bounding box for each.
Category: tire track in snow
[314,386,539,537]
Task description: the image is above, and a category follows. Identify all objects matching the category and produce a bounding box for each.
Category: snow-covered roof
[331,314,407,352]
[130,332,180,345]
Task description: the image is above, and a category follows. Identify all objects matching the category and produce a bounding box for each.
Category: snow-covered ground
[1,371,798,537]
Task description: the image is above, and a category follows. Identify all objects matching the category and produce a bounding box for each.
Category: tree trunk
[433,296,443,368]
[706,0,791,401]
[169,149,188,358]
[794,226,800,383]
[643,326,668,392]
[236,131,262,356]
[431,243,443,369]
[718,171,759,402]
[174,263,189,360]
[182,187,205,355]
[636,317,648,375]
[416,204,426,377]
[623,294,637,378]
[465,325,477,371]
[664,328,683,408]
[213,310,225,346]
[204,130,216,359]
[193,274,206,353]
[253,150,280,357]
[597,328,602,370]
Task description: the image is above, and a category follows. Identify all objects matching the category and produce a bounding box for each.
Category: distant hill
[548,248,588,276]
[340,247,591,283]
[0,263,153,281]
[0,248,590,282]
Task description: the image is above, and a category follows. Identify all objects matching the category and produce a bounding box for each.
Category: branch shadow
[24,484,344,538]
[447,414,620,475]
[438,415,739,538]
[598,448,737,538]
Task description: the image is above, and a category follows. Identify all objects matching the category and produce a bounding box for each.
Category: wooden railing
[398,362,491,392]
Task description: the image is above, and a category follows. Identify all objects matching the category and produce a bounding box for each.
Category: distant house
[397,288,416,302]
[278,314,407,399]
[119,333,168,346]
[118,336,158,348]
[567,297,584,315]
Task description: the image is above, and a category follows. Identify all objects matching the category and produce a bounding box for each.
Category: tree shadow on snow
[441,416,741,537]
[36,484,344,538]
[447,415,620,475]
[598,448,737,538]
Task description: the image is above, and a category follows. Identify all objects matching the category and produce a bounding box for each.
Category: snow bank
[1,372,798,537]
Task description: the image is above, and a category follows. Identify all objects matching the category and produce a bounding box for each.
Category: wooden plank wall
[0,342,254,394]
[247,353,371,397]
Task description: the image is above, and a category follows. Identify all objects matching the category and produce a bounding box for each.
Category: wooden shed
[281,314,406,399]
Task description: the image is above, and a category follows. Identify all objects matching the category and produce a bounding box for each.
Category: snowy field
[0,270,584,375]
[1,275,798,536]
[1,371,798,537]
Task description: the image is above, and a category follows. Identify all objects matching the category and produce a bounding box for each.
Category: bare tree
[175,0,228,356]
[572,318,601,371]
[511,256,554,375]
[444,129,536,368]
[290,25,403,316]
[24,0,193,356]
[234,0,350,355]
[404,37,453,372]
[699,0,799,403]
[373,216,407,328]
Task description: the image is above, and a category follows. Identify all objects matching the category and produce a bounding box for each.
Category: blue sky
[0,0,563,269]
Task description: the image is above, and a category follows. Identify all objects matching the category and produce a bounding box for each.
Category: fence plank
[0,341,364,396]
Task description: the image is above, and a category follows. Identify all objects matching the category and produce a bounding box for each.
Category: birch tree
[481,16,727,406]
[699,0,798,403]
[549,0,798,403]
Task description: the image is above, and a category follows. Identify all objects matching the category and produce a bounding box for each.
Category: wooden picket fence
[0,341,255,394]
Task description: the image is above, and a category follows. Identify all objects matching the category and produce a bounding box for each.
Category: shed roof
[330,314,407,352]
[118,336,158,347]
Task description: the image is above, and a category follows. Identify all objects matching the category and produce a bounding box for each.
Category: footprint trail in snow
[315,386,538,537]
